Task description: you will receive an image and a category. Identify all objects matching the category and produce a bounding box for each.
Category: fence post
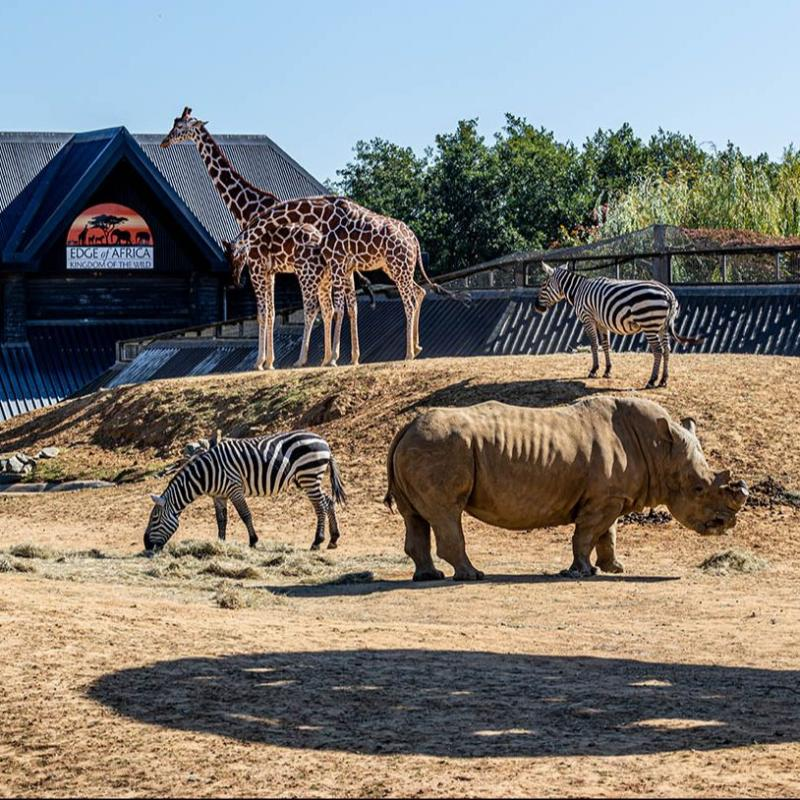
[615,261,621,279]
[651,224,669,283]
[721,254,728,283]
[775,252,782,281]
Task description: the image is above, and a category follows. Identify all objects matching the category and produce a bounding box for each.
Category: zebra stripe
[535,265,701,388]
[144,431,346,553]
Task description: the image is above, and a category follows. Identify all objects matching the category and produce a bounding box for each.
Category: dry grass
[201,561,263,580]
[699,549,768,575]
[8,542,56,559]
[213,580,261,609]
[165,539,247,560]
[0,555,35,573]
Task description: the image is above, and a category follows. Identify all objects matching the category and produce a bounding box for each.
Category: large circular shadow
[88,650,799,758]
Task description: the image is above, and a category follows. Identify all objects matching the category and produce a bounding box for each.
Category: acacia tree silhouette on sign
[88,214,128,244]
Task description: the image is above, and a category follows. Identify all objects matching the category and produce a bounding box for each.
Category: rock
[47,480,115,492]
[36,447,60,459]
[0,482,48,493]
[6,455,26,473]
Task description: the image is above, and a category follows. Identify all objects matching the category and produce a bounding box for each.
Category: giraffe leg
[318,276,334,367]
[255,298,267,371]
[345,274,360,366]
[262,273,276,371]
[295,263,321,368]
[327,261,347,368]
[582,319,600,377]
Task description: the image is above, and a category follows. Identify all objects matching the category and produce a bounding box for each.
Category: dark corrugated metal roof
[0,322,177,421]
[107,284,800,388]
[0,128,327,255]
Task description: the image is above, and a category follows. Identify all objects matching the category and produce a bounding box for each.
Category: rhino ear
[656,417,674,444]
[680,417,697,436]
[714,469,732,486]
[150,494,166,507]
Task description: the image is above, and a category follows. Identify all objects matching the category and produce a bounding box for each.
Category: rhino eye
[693,484,705,495]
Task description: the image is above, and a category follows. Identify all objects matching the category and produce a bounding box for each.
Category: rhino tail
[384,421,413,513]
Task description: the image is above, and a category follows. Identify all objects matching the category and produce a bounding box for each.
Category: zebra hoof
[587,371,598,379]
[327,540,339,550]
[310,542,321,551]
[645,382,657,390]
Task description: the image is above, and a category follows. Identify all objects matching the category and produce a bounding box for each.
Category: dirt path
[1,355,799,797]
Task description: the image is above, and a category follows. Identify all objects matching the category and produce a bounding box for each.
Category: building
[0,126,326,419]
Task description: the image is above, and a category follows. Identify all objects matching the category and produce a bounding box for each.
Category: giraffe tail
[355,271,377,308]
[416,249,471,305]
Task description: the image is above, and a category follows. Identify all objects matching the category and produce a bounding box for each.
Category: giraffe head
[224,223,323,286]
[160,106,209,148]
[534,262,569,313]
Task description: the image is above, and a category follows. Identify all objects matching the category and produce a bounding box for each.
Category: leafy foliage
[332,117,797,275]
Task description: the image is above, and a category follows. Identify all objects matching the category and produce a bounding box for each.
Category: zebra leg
[645,333,663,389]
[599,328,612,378]
[298,475,327,550]
[230,490,259,548]
[213,497,228,541]
[582,319,600,378]
[658,332,671,387]
[325,495,341,549]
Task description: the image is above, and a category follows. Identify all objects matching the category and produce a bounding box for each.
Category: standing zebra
[144,431,346,554]
[535,263,703,388]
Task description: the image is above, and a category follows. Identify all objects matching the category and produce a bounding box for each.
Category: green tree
[423,119,517,274]
[331,138,427,233]
[494,114,593,249]
[582,123,650,200]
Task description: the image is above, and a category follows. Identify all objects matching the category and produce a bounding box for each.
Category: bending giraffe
[227,196,460,368]
[160,106,337,366]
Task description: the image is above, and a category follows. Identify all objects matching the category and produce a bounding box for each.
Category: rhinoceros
[384,396,748,580]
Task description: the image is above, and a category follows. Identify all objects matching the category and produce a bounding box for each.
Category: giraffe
[226,224,330,371]
[160,106,335,366]
[227,196,460,368]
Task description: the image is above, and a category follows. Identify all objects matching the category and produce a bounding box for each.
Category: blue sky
[1,0,798,182]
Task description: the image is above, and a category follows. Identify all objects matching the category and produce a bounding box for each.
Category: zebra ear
[542,262,554,276]
[150,494,166,507]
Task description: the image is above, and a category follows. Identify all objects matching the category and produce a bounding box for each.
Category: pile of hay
[699,549,767,575]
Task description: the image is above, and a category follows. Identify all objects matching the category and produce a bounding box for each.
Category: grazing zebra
[534,263,703,388]
[144,431,346,554]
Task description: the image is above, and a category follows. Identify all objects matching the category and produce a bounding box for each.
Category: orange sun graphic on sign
[66,202,153,247]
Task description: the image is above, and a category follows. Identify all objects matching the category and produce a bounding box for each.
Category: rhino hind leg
[432,514,484,581]
[594,523,625,574]
[403,513,444,581]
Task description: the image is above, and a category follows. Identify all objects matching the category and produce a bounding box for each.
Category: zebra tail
[328,454,348,507]
[669,320,705,346]
[416,248,471,306]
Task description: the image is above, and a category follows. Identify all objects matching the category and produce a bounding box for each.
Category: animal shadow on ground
[265,572,679,599]
[88,649,800,758]
[401,378,615,414]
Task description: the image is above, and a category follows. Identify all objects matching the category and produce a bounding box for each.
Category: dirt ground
[1,354,799,798]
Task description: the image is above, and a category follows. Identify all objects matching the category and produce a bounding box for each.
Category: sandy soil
[1,354,799,798]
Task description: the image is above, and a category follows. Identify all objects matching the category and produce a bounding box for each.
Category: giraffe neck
[193,126,280,227]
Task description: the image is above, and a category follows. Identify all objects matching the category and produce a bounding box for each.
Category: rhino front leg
[403,513,444,581]
[432,513,484,581]
[594,522,625,574]
[562,504,623,578]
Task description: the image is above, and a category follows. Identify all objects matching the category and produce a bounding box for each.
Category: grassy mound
[699,549,768,575]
